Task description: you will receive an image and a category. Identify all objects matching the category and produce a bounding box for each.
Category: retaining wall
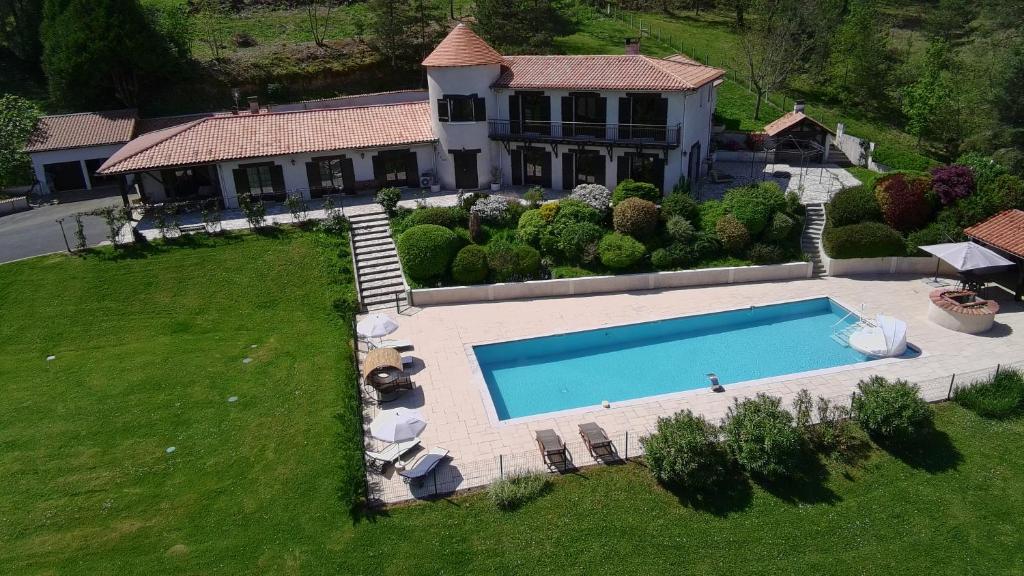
[821,250,957,277]
[410,261,812,306]
[0,196,29,216]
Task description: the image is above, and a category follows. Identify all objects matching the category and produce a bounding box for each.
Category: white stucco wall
[426,64,502,190]
[30,144,125,194]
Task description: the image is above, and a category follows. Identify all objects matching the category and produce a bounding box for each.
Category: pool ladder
[830,305,872,347]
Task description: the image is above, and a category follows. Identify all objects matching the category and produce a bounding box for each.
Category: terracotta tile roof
[964,209,1024,259]
[98,101,435,174]
[762,111,833,137]
[422,23,504,67]
[136,112,221,135]
[25,109,137,152]
[493,54,725,91]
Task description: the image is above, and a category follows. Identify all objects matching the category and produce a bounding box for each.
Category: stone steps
[801,203,828,277]
[348,208,406,311]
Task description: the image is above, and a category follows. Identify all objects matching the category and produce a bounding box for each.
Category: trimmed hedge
[487,241,541,282]
[665,216,696,243]
[698,199,727,232]
[598,232,646,269]
[553,199,602,225]
[612,197,659,238]
[399,206,468,231]
[397,224,460,281]
[823,222,906,259]
[612,179,661,205]
[661,191,700,223]
[765,212,795,242]
[875,173,933,232]
[828,185,882,227]
[516,209,548,246]
[722,182,787,235]
[715,214,751,254]
[451,244,489,284]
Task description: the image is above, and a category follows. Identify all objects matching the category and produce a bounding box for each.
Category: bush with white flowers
[470,195,513,222]
[569,184,612,214]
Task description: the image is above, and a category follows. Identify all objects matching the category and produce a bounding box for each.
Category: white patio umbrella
[356,313,399,342]
[370,408,427,442]
[920,242,1014,272]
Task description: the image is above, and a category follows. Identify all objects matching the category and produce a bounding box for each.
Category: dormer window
[437,94,486,122]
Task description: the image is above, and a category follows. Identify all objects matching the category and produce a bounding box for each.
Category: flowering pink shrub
[930,164,975,206]
[875,174,933,232]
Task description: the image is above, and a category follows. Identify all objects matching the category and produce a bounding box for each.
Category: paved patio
[699,161,861,204]
[361,275,1024,503]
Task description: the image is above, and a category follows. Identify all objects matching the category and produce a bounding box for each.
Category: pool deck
[361,275,1024,503]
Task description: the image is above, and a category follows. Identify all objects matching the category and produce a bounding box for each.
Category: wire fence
[367,357,1024,505]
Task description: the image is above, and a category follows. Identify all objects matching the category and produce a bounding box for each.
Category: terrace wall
[0,196,30,216]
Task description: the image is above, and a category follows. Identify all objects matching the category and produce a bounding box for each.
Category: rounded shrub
[554,199,602,225]
[715,214,751,254]
[661,191,700,222]
[875,173,934,232]
[375,187,402,215]
[930,164,975,206]
[765,212,795,242]
[851,376,932,439]
[487,241,541,282]
[612,197,659,238]
[397,224,459,281]
[598,232,646,269]
[538,201,560,222]
[450,244,489,285]
[698,199,727,231]
[665,215,696,243]
[568,183,612,214]
[401,206,468,230]
[722,393,802,479]
[551,220,604,264]
[470,195,513,223]
[906,220,960,254]
[641,410,731,489]
[612,178,661,205]
[651,242,693,270]
[722,182,787,235]
[822,222,906,259]
[487,472,549,511]
[692,231,722,261]
[827,185,882,227]
[516,209,548,246]
[746,243,785,264]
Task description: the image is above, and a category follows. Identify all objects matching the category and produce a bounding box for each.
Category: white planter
[490,183,501,192]
[430,184,441,193]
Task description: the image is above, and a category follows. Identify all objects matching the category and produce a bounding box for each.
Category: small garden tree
[0,94,41,191]
[851,376,932,439]
[642,410,731,489]
[722,393,802,479]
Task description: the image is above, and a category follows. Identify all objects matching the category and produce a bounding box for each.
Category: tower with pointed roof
[423,23,505,190]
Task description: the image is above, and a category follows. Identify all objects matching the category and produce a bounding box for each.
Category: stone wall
[0,196,30,216]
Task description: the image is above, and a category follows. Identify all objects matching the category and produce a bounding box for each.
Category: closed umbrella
[356,314,399,342]
[370,408,427,442]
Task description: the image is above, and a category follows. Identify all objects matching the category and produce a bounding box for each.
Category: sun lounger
[579,422,615,459]
[535,429,568,469]
[399,447,449,485]
[365,438,421,468]
[369,339,413,351]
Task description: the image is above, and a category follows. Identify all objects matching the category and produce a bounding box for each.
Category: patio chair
[535,429,568,469]
[368,339,414,351]
[365,437,421,470]
[399,447,450,486]
[579,422,615,459]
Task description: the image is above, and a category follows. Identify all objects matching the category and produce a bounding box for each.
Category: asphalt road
[0,193,125,264]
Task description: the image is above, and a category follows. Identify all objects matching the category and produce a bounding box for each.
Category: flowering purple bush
[930,164,975,206]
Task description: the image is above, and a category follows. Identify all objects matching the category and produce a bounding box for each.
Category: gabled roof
[422,23,504,67]
[762,111,833,137]
[492,54,725,91]
[25,109,138,153]
[136,112,221,135]
[97,101,435,175]
[964,209,1024,259]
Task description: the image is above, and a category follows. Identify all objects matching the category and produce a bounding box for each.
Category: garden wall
[821,250,957,277]
[409,262,812,306]
[0,196,30,216]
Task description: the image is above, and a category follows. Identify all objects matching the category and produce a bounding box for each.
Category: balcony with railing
[488,120,681,148]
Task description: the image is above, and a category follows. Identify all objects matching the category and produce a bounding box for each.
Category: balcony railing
[488,120,681,148]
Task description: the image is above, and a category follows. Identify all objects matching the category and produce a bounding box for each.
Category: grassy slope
[0,230,362,574]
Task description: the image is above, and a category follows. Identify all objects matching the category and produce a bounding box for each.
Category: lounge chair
[365,437,421,469]
[399,447,449,486]
[535,429,568,469]
[579,422,615,459]
[369,339,414,351]
[374,375,416,401]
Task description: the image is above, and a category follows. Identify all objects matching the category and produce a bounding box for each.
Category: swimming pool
[472,297,913,421]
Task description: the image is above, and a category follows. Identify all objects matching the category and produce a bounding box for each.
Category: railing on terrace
[366,358,1024,505]
[488,119,681,148]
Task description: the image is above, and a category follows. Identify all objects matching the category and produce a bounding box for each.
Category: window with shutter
[437,99,450,122]
[473,97,486,121]
[511,149,523,186]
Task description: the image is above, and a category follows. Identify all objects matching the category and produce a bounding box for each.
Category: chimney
[248,96,260,115]
[624,37,640,56]
[793,100,806,114]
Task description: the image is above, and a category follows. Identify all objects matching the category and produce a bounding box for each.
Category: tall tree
[738,0,812,120]
[826,0,896,112]
[368,0,444,68]
[0,93,41,190]
[192,0,224,61]
[0,0,43,68]
[473,0,559,54]
[306,0,336,48]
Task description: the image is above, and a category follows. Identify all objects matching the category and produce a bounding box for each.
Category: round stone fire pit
[927,288,999,334]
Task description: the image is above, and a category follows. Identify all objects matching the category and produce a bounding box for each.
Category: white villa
[26,24,724,208]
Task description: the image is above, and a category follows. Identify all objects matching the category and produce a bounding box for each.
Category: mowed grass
[3,230,1024,574]
[0,230,362,574]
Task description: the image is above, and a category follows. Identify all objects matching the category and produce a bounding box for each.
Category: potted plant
[490,166,502,192]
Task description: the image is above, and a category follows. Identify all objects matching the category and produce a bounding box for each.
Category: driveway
[0,193,126,264]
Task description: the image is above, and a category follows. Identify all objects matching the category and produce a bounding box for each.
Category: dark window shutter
[562,152,574,191]
[653,156,665,194]
[511,149,522,186]
[509,94,520,133]
[618,97,631,125]
[596,96,607,124]
[595,154,607,186]
[372,155,384,186]
[437,99,449,122]
[561,96,573,137]
[232,168,249,197]
[342,157,355,191]
[616,155,629,185]
[656,97,668,124]
[541,149,552,188]
[269,165,285,196]
[406,152,419,187]
[305,161,320,190]
[474,97,486,121]
[539,95,551,122]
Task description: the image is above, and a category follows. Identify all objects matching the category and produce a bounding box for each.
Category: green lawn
[2,230,1024,574]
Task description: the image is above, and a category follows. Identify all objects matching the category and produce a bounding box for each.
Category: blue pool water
[474,298,901,421]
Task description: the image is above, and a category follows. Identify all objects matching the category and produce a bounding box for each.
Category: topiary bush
[554,198,602,225]
[665,216,696,243]
[612,197,659,238]
[612,178,661,205]
[722,393,802,479]
[397,224,460,281]
[487,472,549,511]
[661,191,700,223]
[516,209,548,246]
[715,214,751,254]
[906,220,961,253]
[952,369,1024,419]
[698,199,727,231]
[851,376,932,439]
[765,212,795,242]
[598,232,646,269]
[375,187,402,215]
[538,201,560,222]
[692,232,722,260]
[451,244,489,285]
[641,410,731,489]
[569,183,612,214]
[875,173,933,232]
[487,241,541,282]
[549,220,604,265]
[722,182,787,235]
[397,206,468,232]
[930,164,975,206]
[471,195,513,223]
[746,243,785,264]
[651,242,694,270]
[827,185,882,227]
[822,222,906,258]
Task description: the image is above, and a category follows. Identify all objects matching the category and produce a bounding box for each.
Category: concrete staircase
[349,211,407,311]
[802,203,827,277]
